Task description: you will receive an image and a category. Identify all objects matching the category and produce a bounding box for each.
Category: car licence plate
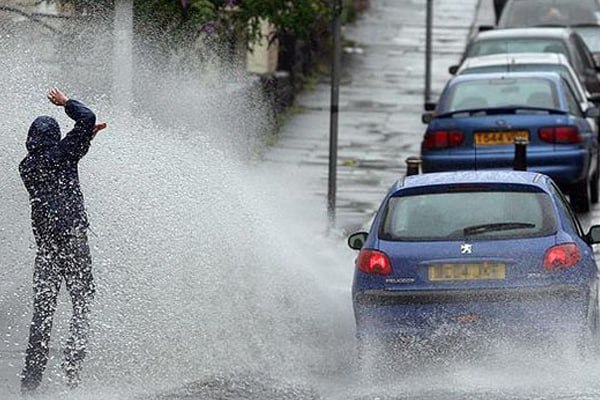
[474,131,529,146]
[428,263,506,281]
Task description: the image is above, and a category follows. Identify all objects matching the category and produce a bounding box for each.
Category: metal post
[424,0,433,106]
[406,157,422,176]
[513,138,528,171]
[328,0,342,229]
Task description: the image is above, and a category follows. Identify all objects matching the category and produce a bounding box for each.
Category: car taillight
[543,243,581,271]
[538,126,581,144]
[356,249,392,276]
[423,130,465,150]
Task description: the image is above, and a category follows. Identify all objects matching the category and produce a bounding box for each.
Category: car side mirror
[422,112,434,124]
[448,65,458,75]
[424,102,437,111]
[347,232,368,250]
[586,225,600,245]
[595,65,600,73]
[585,106,600,119]
[478,25,494,32]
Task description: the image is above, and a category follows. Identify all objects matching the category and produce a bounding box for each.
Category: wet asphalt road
[3,0,600,399]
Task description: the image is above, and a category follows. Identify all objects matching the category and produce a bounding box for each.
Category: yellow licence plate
[474,131,529,146]
[428,263,506,281]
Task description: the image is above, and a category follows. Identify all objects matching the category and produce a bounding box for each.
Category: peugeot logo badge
[495,119,509,128]
[461,243,473,254]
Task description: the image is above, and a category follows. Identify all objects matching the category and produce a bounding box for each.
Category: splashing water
[0,8,355,399]
[4,5,600,400]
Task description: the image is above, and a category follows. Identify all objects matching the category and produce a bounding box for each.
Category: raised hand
[47,88,69,107]
[93,122,108,134]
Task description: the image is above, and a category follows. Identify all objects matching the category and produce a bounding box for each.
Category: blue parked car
[421,72,600,212]
[348,170,600,355]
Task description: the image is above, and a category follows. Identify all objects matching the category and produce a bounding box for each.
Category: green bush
[131,0,334,46]
[53,0,363,51]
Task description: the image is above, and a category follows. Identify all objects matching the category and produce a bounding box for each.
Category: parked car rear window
[445,77,559,111]
[575,27,600,53]
[468,39,569,58]
[460,64,582,102]
[500,0,599,27]
[380,190,557,241]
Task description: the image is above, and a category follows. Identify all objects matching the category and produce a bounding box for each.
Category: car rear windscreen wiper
[437,106,567,118]
[570,23,600,28]
[533,23,568,28]
[463,222,536,236]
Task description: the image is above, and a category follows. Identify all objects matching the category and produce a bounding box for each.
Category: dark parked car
[496,0,600,67]
[454,28,600,96]
[498,0,600,28]
[420,72,600,212]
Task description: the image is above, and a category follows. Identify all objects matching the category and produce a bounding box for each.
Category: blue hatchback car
[420,72,600,212]
[348,171,600,351]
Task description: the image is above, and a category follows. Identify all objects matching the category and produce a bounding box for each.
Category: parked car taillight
[543,243,581,271]
[538,126,581,144]
[423,130,465,150]
[356,249,393,275]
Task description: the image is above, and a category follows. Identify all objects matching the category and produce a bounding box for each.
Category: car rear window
[380,190,557,241]
[460,64,582,101]
[445,77,559,111]
[468,39,569,58]
[501,0,599,27]
[575,27,600,53]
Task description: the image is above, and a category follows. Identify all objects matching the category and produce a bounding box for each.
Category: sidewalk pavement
[262,0,492,234]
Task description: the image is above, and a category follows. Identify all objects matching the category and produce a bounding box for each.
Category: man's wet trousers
[21,232,94,392]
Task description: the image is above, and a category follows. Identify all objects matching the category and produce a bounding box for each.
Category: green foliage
[341,0,357,24]
[130,0,333,46]
[54,0,361,49]
[238,0,332,43]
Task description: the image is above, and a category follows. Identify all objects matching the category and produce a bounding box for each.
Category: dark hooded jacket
[19,100,96,242]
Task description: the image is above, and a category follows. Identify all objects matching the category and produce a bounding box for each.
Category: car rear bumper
[353,285,591,337]
[421,149,589,185]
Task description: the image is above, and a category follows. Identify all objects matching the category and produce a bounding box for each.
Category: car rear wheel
[356,334,415,376]
[493,0,508,23]
[570,180,591,213]
[589,296,600,352]
[579,300,600,359]
[591,167,599,204]
[356,335,386,377]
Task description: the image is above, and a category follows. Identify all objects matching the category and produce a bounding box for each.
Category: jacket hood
[26,116,61,153]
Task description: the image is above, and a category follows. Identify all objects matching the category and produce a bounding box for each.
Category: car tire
[356,334,414,375]
[570,180,591,213]
[355,335,367,369]
[355,335,387,378]
[493,0,508,24]
[589,295,600,353]
[356,334,380,376]
[591,167,599,204]
[579,300,600,359]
